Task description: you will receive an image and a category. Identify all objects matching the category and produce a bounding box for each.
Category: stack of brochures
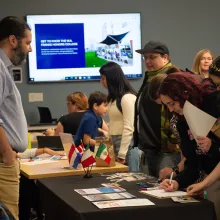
[74,186,155,209]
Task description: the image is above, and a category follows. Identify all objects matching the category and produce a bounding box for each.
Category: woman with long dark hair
[99,62,139,171]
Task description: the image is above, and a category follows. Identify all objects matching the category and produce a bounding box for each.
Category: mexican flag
[96,143,111,165]
[81,145,96,168]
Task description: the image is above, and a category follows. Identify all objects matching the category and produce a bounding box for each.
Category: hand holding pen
[160,172,179,192]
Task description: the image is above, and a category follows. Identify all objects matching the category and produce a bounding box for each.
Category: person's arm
[45,128,55,136]
[101,119,109,132]
[187,162,220,195]
[0,69,16,165]
[35,148,64,156]
[159,155,186,180]
[117,94,136,161]
[83,134,96,146]
[0,126,16,165]
[98,128,108,137]
[18,148,64,159]
[18,148,37,159]
[54,122,64,135]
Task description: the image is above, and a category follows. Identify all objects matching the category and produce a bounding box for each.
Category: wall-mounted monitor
[26,13,142,83]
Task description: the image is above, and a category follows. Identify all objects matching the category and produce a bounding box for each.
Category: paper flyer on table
[20,160,58,166]
[171,196,199,203]
[83,192,136,202]
[93,198,155,209]
[183,100,217,141]
[74,186,126,195]
[140,189,186,199]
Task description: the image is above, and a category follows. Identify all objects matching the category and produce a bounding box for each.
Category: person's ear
[93,103,98,110]
[163,54,169,61]
[8,35,18,49]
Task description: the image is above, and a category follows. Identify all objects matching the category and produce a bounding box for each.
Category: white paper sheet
[93,198,155,209]
[21,160,58,166]
[140,189,186,198]
[183,101,217,141]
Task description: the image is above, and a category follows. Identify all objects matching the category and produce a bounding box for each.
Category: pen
[169,171,174,185]
[139,187,160,191]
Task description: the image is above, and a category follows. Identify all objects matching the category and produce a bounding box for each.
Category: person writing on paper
[187,56,220,195]
[158,72,220,219]
[74,91,108,149]
[99,62,139,170]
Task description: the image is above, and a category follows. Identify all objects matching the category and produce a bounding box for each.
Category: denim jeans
[111,135,140,172]
[141,149,180,177]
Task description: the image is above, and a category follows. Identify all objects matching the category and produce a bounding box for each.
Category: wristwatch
[172,166,180,175]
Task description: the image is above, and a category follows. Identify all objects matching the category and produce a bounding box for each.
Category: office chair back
[38,107,56,124]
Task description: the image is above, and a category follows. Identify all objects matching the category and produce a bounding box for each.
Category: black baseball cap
[136,40,169,55]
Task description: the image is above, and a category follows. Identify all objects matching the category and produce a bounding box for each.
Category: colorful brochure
[74,186,126,195]
[83,192,136,202]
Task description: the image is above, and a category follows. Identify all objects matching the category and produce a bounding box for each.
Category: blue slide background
[35,23,85,69]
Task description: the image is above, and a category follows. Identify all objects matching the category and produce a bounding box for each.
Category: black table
[37,174,216,220]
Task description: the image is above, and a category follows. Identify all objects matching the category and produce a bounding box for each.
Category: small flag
[77,143,84,153]
[68,143,82,169]
[81,145,96,168]
[95,142,111,165]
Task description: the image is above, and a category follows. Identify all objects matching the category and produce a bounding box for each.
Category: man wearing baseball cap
[133,40,180,177]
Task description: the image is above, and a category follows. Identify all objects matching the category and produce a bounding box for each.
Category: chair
[38,107,57,124]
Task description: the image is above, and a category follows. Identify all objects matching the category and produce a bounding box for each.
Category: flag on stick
[68,143,82,169]
[81,145,96,168]
[95,142,111,165]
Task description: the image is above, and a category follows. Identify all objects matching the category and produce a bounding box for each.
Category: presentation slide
[35,23,85,69]
[27,14,142,82]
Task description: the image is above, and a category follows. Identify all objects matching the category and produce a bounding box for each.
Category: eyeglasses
[142,55,160,61]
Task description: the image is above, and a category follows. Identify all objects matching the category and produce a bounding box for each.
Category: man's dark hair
[0,16,31,41]
[88,91,107,110]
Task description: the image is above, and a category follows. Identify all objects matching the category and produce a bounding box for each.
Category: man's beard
[11,41,27,66]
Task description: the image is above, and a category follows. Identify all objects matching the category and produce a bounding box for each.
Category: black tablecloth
[37,174,216,220]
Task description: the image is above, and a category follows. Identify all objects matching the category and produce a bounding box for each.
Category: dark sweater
[176,91,220,189]
[59,112,86,135]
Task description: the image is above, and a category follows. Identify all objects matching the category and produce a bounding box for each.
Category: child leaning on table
[74,91,108,151]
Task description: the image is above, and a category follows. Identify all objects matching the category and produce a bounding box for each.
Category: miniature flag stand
[68,140,115,178]
[81,145,96,178]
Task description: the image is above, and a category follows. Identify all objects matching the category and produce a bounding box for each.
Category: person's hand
[187,182,205,196]
[44,148,65,156]
[159,167,176,181]
[2,150,17,165]
[116,157,126,164]
[197,136,212,153]
[160,179,179,192]
[102,130,109,137]
[45,128,55,136]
